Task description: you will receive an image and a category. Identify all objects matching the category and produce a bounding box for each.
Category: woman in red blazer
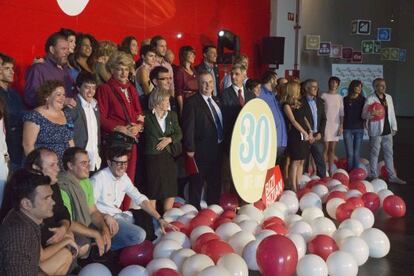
[96,51,144,210]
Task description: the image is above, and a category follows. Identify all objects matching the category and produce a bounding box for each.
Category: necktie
[207,98,224,141]
[238,89,245,106]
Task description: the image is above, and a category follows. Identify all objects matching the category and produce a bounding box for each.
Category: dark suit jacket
[66,96,101,149]
[196,62,220,95]
[302,96,327,136]
[143,110,182,156]
[182,92,222,165]
[220,86,255,150]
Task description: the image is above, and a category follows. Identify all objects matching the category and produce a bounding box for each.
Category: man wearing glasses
[91,147,176,245]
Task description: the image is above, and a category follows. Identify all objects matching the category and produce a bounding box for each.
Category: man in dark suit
[182,71,223,209]
[220,63,255,192]
[66,72,101,173]
[302,79,327,177]
[195,45,219,96]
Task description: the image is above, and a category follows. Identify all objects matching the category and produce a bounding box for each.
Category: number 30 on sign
[230,99,277,203]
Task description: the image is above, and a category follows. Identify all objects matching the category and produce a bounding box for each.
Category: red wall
[0,0,270,90]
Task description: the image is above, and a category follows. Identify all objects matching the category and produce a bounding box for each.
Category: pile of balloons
[78,167,406,276]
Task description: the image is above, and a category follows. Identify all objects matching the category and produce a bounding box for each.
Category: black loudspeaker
[261,37,285,65]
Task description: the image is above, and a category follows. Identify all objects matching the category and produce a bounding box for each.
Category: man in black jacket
[195,45,219,96]
[302,79,327,177]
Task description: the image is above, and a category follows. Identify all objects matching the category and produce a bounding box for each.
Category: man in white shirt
[91,147,175,248]
[67,72,101,173]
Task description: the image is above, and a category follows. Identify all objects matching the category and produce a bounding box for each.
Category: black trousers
[305,140,326,177]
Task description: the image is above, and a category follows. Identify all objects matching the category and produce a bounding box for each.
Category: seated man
[58,147,119,255]
[0,169,74,276]
[91,147,175,247]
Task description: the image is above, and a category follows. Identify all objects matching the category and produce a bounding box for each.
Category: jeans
[343,129,364,171]
[304,140,326,177]
[111,214,146,250]
[369,134,396,179]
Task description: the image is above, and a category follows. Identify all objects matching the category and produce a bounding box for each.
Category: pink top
[321,92,344,141]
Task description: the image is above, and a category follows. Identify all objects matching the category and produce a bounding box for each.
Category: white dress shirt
[152,109,168,133]
[79,95,101,171]
[201,93,223,143]
[232,84,245,101]
[91,167,148,217]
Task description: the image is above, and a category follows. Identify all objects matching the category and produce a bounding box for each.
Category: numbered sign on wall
[230,99,277,203]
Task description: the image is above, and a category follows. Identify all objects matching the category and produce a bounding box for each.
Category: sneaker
[389,177,407,185]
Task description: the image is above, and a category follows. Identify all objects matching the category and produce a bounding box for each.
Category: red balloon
[262,216,286,228]
[213,217,232,229]
[220,210,237,220]
[368,102,385,121]
[335,158,348,170]
[263,223,288,236]
[383,195,406,218]
[349,181,367,194]
[192,232,221,253]
[219,193,239,210]
[188,215,213,231]
[172,201,184,208]
[306,179,325,189]
[254,199,266,210]
[198,208,218,223]
[326,191,346,202]
[307,235,339,261]
[349,168,367,181]
[333,172,349,186]
[297,187,311,199]
[320,177,332,183]
[166,221,188,235]
[361,192,380,213]
[346,197,365,209]
[380,165,389,180]
[119,240,154,267]
[335,201,355,222]
[200,239,235,263]
[256,235,298,276]
[153,268,181,276]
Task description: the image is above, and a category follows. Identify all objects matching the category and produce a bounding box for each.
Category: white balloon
[190,226,214,244]
[118,265,148,276]
[238,219,261,234]
[311,175,321,180]
[78,263,111,276]
[326,198,345,219]
[351,207,375,229]
[208,204,224,215]
[287,233,306,260]
[242,240,260,271]
[282,190,297,198]
[180,204,198,214]
[340,237,369,266]
[146,258,178,275]
[301,207,324,223]
[326,251,358,276]
[288,220,313,242]
[285,214,303,227]
[170,248,195,271]
[153,239,182,259]
[345,189,362,199]
[311,184,329,202]
[371,178,388,193]
[238,204,264,222]
[162,231,191,248]
[300,174,312,186]
[338,219,364,236]
[327,179,343,190]
[361,180,374,193]
[178,213,196,225]
[198,266,232,276]
[262,206,285,220]
[311,217,337,237]
[215,222,242,241]
[378,189,394,207]
[297,254,328,276]
[217,253,249,276]
[182,254,214,276]
[330,185,348,193]
[200,200,208,209]
[255,229,276,242]
[163,208,184,221]
[268,202,288,216]
[279,194,299,214]
[334,169,349,177]
[360,228,390,258]
[332,228,355,247]
[233,214,250,224]
[228,231,255,255]
[299,192,322,210]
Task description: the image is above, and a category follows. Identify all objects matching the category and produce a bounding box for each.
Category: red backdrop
[0,0,270,90]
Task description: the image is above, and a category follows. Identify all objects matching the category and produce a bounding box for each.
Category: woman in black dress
[282,81,312,191]
[144,87,182,212]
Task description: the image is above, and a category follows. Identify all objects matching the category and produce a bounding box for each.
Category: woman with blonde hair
[282,81,311,191]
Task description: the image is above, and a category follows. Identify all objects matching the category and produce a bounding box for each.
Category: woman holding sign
[282,81,311,191]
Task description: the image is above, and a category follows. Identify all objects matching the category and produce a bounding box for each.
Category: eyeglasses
[158,77,172,81]
[111,160,128,167]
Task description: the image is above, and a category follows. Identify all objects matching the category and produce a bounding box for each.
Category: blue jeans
[111,215,146,250]
[343,129,364,171]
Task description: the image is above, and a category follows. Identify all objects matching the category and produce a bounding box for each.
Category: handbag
[103,86,137,151]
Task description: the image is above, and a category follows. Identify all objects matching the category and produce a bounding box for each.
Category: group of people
[0,27,405,275]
